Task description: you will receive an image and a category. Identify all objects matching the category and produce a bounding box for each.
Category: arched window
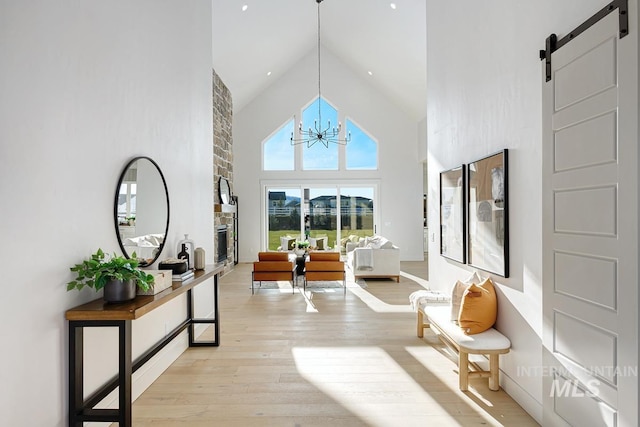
[302,97,338,170]
[262,99,378,171]
[263,118,295,171]
[346,119,378,170]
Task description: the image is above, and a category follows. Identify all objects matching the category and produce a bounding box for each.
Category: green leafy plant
[296,241,310,250]
[67,248,154,292]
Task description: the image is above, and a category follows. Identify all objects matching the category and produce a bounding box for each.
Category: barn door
[541,1,637,426]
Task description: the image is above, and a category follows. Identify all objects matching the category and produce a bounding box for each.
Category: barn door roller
[540,0,628,82]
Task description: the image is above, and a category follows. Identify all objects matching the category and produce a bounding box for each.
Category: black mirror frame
[113,156,170,267]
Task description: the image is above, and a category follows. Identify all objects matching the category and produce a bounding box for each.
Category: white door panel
[542,5,637,427]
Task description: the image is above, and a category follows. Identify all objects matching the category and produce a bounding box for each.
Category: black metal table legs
[69,320,132,426]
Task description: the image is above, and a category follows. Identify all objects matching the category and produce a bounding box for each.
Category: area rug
[253,272,429,297]
[253,279,358,291]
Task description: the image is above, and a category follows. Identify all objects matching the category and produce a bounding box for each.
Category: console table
[66,264,224,427]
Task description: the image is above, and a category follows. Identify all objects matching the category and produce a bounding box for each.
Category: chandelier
[291,0,351,148]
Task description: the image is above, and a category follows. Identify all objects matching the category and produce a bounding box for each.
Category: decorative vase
[294,248,306,257]
[178,243,190,268]
[103,279,137,303]
[194,247,205,270]
[177,234,194,269]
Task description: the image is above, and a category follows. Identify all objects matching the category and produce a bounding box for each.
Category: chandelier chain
[317,0,322,127]
[290,0,351,148]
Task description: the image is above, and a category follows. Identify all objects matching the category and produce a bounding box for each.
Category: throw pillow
[458,277,497,335]
[450,271,483,321]
[379,237,393,249]
[367,235,383,249]
[449,280,468,322]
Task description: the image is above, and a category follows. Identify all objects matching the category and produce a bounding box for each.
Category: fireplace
[217,225,228,263]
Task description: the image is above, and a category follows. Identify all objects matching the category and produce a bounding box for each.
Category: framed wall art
[467,149,509,277]
[440,165,466,263]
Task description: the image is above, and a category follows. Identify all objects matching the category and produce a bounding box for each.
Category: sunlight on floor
[347,285,415,313]
[300,288,320,313]
[405,346,503,418]
[260,267,429,315]
[400,270,430,288]
[292,346,455,426]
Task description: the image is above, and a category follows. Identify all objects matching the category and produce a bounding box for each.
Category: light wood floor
[131,260,539,426]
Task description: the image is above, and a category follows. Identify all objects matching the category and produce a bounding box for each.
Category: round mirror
[219,176,231,204]
[114,156,170,267]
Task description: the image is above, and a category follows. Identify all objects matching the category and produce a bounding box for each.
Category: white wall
[418,116,428,164]
[0,1,214,425]
[426,0,612,422]
[234,48,424,262]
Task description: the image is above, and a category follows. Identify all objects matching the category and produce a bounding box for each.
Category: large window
[262,100,379,252]
[266,188,302,250]
[262,97,378,171]
[266,185,376,252]
[263,119,295,171]
[346,119,378,170]
[340,187,374,238]
[302,97,339,170]
[307,188,338,248]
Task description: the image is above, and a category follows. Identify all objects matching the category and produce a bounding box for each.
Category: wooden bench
[417,304,510,391]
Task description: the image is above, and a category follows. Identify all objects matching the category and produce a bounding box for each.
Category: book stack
[173,269,195,282]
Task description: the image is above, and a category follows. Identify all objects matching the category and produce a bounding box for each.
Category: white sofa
[309,236,329,250]
[346,236,400,282]
[123,233,164,260]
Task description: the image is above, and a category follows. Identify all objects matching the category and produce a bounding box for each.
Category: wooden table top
[65,264,224,321]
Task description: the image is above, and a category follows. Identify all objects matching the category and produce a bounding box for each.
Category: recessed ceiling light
[390,3,397,10]
[267,71,272,76]
[368,71,373,76]
[242,4,248,12]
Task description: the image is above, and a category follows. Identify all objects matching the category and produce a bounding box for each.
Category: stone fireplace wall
[213,69,234,271]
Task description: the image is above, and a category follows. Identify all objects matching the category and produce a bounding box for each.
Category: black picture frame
[440,165,466,263]
[467,149,509,277]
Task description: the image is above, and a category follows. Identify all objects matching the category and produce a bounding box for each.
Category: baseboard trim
[501,370,543,424]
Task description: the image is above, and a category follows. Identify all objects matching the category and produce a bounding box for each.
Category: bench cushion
[423,305,510,353]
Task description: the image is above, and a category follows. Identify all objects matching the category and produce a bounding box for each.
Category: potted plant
[67,248,155,303]
[295,241,310,256]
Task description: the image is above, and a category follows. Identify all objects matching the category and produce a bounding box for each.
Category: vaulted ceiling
[212,0,427,121]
